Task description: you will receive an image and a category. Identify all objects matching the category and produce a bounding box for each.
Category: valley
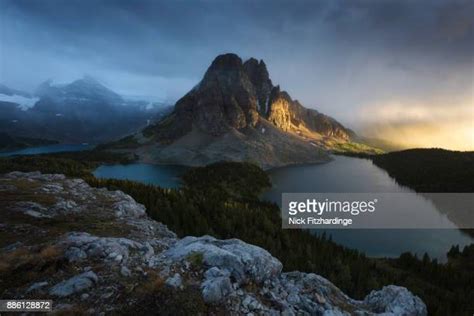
[1,52,472,313]
[2,1,472,315]
[0,148,473,315]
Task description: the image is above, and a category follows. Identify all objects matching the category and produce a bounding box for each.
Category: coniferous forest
[0,151,473,315]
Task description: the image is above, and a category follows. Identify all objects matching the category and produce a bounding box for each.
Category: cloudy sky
[1,0,473,149]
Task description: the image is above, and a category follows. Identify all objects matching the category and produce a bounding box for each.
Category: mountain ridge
[0,79,169,144]
[109,53,379,168]
[35,76,124,104]
[147,53,354,142]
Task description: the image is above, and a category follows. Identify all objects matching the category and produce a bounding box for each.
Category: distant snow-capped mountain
[35,76,123,104]
[0,78,171,143]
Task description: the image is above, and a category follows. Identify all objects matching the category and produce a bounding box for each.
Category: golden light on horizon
[359,97,474,151]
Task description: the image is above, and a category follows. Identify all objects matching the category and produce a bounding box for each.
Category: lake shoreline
[1,144,471,261]
[92,156,473,261]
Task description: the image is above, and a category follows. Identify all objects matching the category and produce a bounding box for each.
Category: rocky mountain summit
[0,171,426,315]
[150,54,353,142]
[109,54,377,169]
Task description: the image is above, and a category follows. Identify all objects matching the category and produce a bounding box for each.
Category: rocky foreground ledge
[0,172,427,315]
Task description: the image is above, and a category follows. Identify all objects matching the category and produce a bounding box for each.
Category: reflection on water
[262,156,473,260]
[86,155,473,260]
[7,144,468,259]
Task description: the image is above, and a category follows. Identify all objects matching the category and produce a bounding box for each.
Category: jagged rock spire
[152,53,353,142]
[243,58,273,114]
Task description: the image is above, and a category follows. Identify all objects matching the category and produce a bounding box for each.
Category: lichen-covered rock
[62,232,144,264]
[201,267,233,303]
[49,271,98,297]
[364,285,427,316]
[165,273,183,289]
[160,235,283,284]
[14,201,51,218]
[109,190,146,218]
[52,199,78,213]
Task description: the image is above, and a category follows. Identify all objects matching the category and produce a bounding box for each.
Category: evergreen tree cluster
[372,149,474,192]
[0,151,473,315]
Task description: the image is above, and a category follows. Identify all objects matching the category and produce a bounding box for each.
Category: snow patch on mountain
[0,93,39,111]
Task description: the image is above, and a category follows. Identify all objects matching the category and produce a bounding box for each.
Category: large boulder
[49,271,98,297]
[364,285,427,316]
[160,235,282,284]
[61,232,144,264]
[201,267,233,304]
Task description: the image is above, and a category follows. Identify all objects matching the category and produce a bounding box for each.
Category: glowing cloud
[359,95,474,151]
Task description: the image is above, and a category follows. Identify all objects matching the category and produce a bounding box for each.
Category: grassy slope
[332,141,384,155]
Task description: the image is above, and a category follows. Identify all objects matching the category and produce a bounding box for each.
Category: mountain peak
[243,57,267,69]
[243,57,272,113]
[35,77,123,103]
[243,57,259,67]
[130,53,364,168]
[152,53,353,142]
[173,53,259,137]
[208,53,243,70]
[71,75,103,87]
[202,53,245,84]
[243,57,269,79]
[206,54,268,75]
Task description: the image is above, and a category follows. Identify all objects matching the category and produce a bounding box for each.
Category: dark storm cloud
[325,0,473,62]
[0,0,472,123]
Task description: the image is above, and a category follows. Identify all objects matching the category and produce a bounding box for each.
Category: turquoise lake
[3,144,471,260]
[93,156,473,260]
